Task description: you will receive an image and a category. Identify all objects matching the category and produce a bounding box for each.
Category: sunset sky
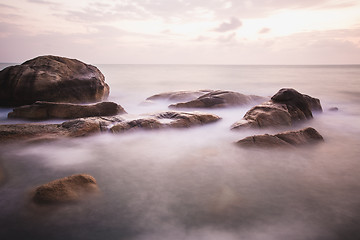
[0,0,360,64]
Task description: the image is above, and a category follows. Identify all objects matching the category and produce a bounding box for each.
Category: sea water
[0,64,360,240]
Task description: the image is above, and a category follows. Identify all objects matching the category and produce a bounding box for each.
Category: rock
[0,111,220,143]
[271,88,322,117]
[8,101,126,120]
[236,127,324,148]
[0,55,109,107]
[32,174,98,204]
[231,88,322,129]
[0,117,110,143]
[146,90,212,102]
[110,111,221,133]
[329,107,339,111]
[169,90,266,109]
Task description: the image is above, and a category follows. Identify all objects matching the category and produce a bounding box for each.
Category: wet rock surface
[32,174,98,204]
[236,127,324,148]
[8,101,126,120]
[169,90,266,109]
[231,88,322,129]
[0,55,109,107]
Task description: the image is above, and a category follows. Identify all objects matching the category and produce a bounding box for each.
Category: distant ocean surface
[1,64,360,240]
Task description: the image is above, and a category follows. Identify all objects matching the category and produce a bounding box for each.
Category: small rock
[328,107,339,111]
[236,127,324,148]
[32,174,98,204]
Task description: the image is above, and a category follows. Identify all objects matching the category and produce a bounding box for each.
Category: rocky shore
[0,55,327,205]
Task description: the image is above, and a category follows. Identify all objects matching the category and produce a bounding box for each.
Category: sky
[0,0,360,64]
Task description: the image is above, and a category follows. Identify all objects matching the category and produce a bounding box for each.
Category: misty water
[1,64,360,240]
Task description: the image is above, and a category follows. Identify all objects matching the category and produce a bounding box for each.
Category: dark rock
[32,174,98,204]
[231,89,322,129]
[169,90,266,109]
[0,55,109,107]
[236,127,324,148]
[8,101,126,120]
[271,88,322,118]
[329,107,339,111]
[110,111,221,133]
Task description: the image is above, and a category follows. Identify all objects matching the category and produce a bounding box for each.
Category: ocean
[0,64,360,240]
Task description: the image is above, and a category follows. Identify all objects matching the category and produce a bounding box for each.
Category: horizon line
[1,62,360,66]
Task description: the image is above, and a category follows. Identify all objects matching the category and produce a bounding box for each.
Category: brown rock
[236,127,324,148]
[110,111,221,133]
[8,101,126,120]
[231,88,322,129]
[0,117,112,143]
[0,55,109,107]
[32,174,98,204]
[169,90,266,109]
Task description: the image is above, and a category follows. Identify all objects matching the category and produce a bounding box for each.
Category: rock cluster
[231,88,322,129]
[0,112,221,143]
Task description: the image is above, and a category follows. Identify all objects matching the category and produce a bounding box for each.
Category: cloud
[27,0,57,5]
[217,32,237,42]
[259,28,271,34]
[213,17,242,32]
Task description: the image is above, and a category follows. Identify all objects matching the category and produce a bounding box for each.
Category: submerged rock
[32,174,98,204]
[110,111,221,133]
[8,101,126,120]
[231,88,322,129]
[236,127,324,148]
[0,55,109,107]
[169,90,266,109]
[146,90,212,102]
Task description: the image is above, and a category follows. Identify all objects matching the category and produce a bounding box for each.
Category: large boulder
[0,55,109,107]
[110,111,221,133]
[231,88,322,129]
[32,174,98,204]
[236,127,324,148]
[8,101,126,120]
[169,90,266,109]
